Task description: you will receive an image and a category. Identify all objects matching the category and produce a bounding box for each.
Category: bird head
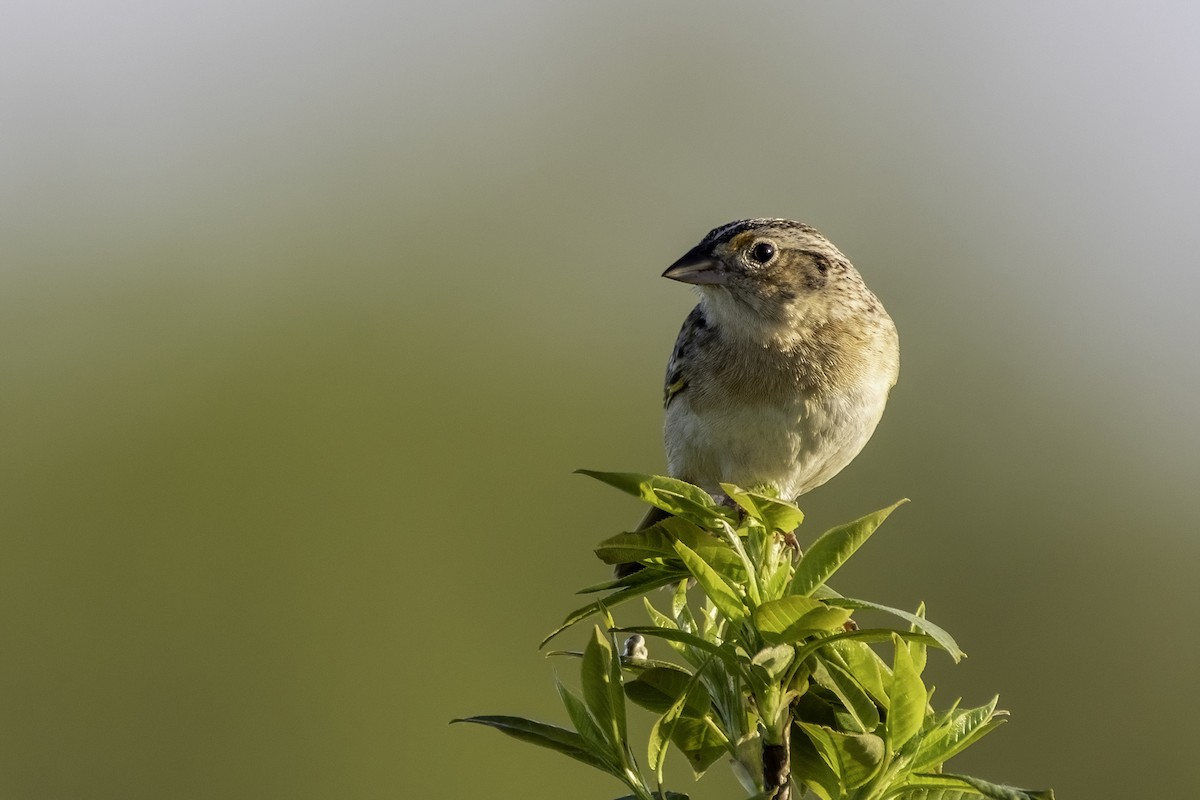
[663,218,875,340]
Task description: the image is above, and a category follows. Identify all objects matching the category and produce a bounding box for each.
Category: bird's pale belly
[664,387,887,501]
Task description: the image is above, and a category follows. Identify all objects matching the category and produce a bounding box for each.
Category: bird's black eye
[750,241,776,264]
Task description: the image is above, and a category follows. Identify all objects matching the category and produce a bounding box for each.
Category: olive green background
[3,3,1198,799]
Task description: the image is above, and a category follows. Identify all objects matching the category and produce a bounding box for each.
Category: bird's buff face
[663,219,863,342]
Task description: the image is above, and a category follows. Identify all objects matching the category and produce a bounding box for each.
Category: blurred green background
[3,2,1198,798]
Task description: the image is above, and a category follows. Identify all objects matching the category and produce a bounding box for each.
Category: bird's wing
[663,305,706,409]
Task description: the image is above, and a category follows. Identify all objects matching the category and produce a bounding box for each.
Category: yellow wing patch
[664,375,687,409]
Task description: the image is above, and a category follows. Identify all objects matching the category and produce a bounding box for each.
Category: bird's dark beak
[662,246,726,285]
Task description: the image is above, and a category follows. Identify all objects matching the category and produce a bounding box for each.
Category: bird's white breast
[664,365,893,501]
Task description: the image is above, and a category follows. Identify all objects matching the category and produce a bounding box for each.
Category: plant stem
[762,722,791,800]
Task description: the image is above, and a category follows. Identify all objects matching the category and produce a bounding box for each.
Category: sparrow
[624,219,898,558]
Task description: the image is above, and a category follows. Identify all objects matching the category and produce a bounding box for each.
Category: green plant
[455,472,1054,800]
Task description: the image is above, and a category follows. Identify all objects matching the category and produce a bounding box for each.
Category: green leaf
[576,470,736,527]
[451,715,617,775]
[886,634,927,750]
[604,627,628,744]
[671,579,693,629]
[762,551,794,603]
[720,482,805,532]
[582,627,627,750]
[797,723,886,791]
[691,541,751,586]
[754,596,853,644]
[643,597,678,631]
[790,500,908,596]
[576,469,713,506]
[810,657,881,734]
[669,716,728,777]
[646,659,713,776]
[714,515,762,605]
[647,690,688,774]
[750,644,796,682]
[914,697,1008,771]
[793,628,941,667]
[907,602,929,676]
[789,725,840,800]
[661,490,738,528]
[825,640,892,708]
[624,667,711,716]
[614,793,690,800]
[594,517,721,564]
[691,547,748,583]
[542,568,689,648]
[577,563,696,595]
[673,540,747,623]
[594,529,681,566]
[594,518,747,581]
[555,678,612,756]
[644,598,714,671]
[643,599,701,664]
[892,773,1055,800]
[824,597,964,662]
